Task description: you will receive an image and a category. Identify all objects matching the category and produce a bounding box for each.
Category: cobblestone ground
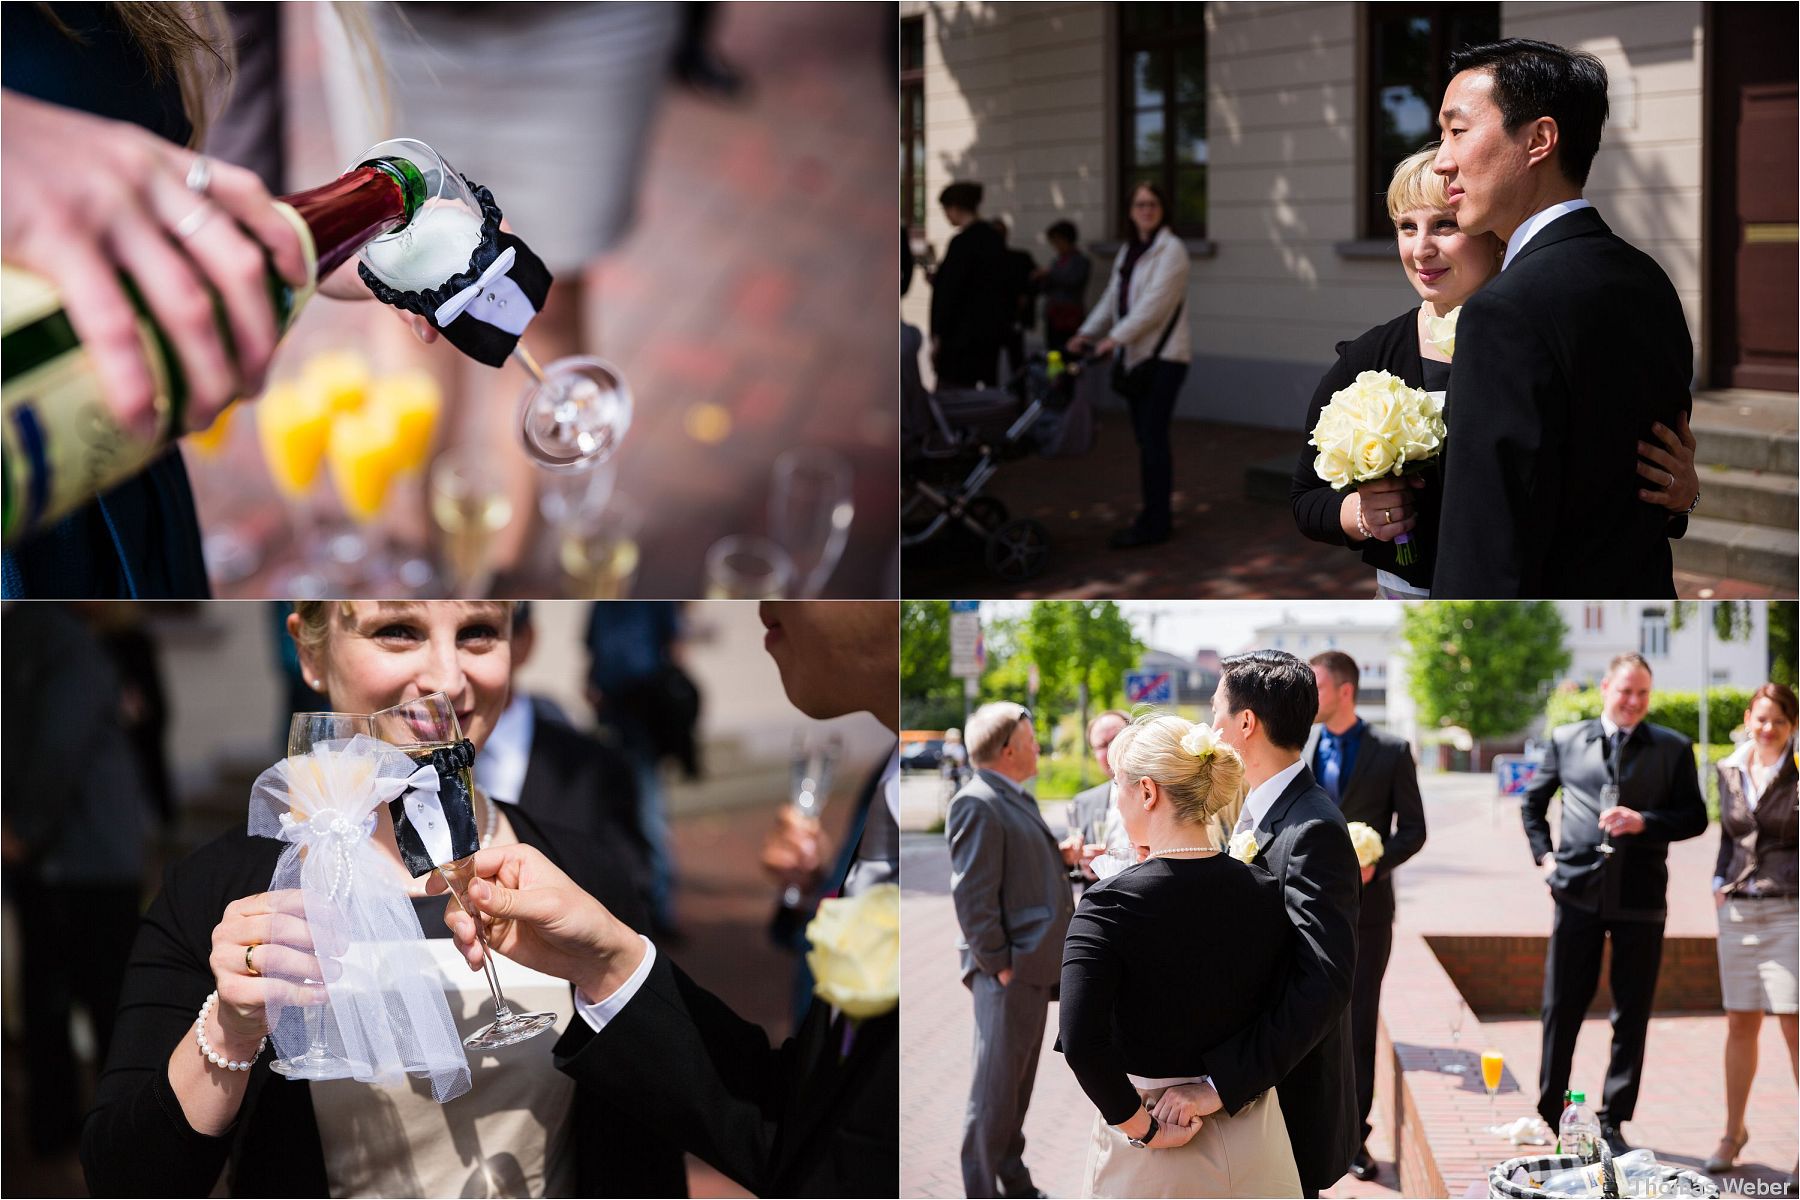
[901,773,1798,1198]
[900,411,1776,601]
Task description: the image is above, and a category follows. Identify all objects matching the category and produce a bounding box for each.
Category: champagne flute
[1444,998,1469,1073]
[559,495,644,599]
[769,448,853,598]
[513,350,633,472]
[373,692,556,1048]
[780,733,841,909]
[269,711,373,1079]
[704,535,795,599]
[429,447,513,595]
[1481,1048,1506,1131]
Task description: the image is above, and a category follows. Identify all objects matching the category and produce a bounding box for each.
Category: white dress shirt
[476,693,535,804]
[1502,198,1594,271]
[1239,756,1309,834]
[578,746,903,1031]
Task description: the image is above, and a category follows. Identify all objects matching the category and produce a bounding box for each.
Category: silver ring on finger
[174,201,217,241]
[185,155,214,195]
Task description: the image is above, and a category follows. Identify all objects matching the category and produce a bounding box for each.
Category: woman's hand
[1,90,307,437]
[1065,334,1093,356]
[1151,1081,1223,1127]
[429,843,643,1002]
[209,889,331,1044]
[1150,1115,1201,1149]
[1345,477,1423,543]
[1637,411,1699,512]
[1093,337,1119,358]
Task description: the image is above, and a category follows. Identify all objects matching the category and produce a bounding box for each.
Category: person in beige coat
[1067,182,1192,549]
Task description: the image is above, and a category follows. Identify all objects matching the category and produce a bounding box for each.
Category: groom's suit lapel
[1255,763,1320,847]
[1507,206,1609,270]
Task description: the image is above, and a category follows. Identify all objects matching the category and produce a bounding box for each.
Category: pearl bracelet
[195,990,266,1073]
[1355,504,1373,541]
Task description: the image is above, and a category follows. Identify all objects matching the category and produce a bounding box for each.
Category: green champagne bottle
[0,155,426,546]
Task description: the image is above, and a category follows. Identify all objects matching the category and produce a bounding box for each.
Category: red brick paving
[900,773,1798,1198]
[188,4,897,599]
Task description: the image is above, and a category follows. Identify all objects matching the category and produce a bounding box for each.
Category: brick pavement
[187,4,896,599]
[900,410,1775,600]
[900,772,1798,1198]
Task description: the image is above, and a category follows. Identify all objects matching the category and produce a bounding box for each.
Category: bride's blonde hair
[1109,713,1245,828]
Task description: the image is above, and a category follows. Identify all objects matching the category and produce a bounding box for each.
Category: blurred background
[0,599,896,1198]
[183,2,897,599]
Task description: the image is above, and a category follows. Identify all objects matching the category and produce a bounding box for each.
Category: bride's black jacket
[80,803,686,1199]
[1289,307,1442,591]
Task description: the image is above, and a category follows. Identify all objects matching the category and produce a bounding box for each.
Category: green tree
[1670,600,1755,642]
[1400,601,1570,769]
[984,602,1143,737]
[1770,601,1796,688]
[900,601,964,730]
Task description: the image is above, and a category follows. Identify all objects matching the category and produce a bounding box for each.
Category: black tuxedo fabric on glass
[1303,724,1427,1142]
[80,805,677,1199]
[1201,765,1361,1196]
[1434,207,1692,598]
[553,954,896,1198]
[1521,719,1708,1126]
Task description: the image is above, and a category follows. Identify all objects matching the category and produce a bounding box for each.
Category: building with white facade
[1552,600,1770,693]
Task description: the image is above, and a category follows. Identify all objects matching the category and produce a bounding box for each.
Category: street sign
[1494,755,1540,796]
[950,601,982,679]
[1124,670,1173,705]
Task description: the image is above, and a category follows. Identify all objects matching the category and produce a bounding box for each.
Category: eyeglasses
[1013,708,1035,741]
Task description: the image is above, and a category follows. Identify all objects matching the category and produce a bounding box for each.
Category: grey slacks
[962,972,1051,1198]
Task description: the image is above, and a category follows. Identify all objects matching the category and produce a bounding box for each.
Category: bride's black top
[1058,853,1293,1125]
[1289,307,1444,591]
[80,803,688,1199]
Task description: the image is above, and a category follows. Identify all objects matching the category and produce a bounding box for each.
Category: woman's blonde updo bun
[1109,713,1245,827]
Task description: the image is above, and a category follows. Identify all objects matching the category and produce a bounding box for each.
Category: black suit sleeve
[1433,287,1564,597]
[1204,815,1360,1114]
[554,955,808,1197]
[1522,730,1564,865]
[81,862,237,1197]
[1634,736,1708,846]
[1290,343,1359,547]
[1377,741,1427,878]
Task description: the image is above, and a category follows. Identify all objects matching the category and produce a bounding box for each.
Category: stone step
[1673,514,1799,588]
[1690,388,1798,474]
[1699,464,1798,529]
[1244,454,1295,505]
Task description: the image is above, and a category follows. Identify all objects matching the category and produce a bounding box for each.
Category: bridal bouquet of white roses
[1309,369,1448,566]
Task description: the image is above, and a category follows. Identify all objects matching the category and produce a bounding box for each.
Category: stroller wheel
[984,518,1050,582]
[952,496,1010,544]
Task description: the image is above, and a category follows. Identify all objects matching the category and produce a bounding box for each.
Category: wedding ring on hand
[184,155,214,195]
[245,943,261,977]
[1384,509,1393,525]
[174,202,217,240]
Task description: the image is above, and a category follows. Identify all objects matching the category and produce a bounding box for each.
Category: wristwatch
[1128,1111,1161,1149]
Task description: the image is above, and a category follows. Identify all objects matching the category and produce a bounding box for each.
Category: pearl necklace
[1150,846,1219,858]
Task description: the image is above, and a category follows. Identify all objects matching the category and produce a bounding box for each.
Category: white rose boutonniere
[1227,827,1260,864]
[1423,305,1461,360]
[1346,821,1385,870]
[806,883,898,1023]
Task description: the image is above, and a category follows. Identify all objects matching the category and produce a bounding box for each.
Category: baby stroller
[901,349,1088,582]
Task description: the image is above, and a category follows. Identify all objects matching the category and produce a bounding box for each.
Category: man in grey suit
[948,701,1077,1199]
[1304,651,1428,1183]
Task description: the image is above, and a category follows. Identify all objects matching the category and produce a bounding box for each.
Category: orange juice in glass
[187,399,238,456]
[303,349,372,415]
[1481,1049,1505,1129]
[327,406,403,522]
[372,369,441,473]
[257,383,332,499]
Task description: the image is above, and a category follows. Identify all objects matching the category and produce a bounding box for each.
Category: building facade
[901,1,1797,429]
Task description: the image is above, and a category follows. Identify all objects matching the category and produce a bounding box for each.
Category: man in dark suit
[1431,39,1693,598]
[1069,709,1129,888]
[947,700,1077,1199]
[1523,652,1707,1152]
[1174,650,1361,1198]
[436,602,900,1197]
[1304,652,1427,1183]
[929,180,1013,387]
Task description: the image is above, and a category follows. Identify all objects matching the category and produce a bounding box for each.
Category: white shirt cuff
[574,936,656,1033]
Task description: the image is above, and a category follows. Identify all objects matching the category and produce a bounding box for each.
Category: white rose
[1180,723,1222,761]
[1424,306,1461,359]
[1228,828,1260,864]
[1354,432,1398,480]
[805,883,898,1019]
[1346,820,1385,869]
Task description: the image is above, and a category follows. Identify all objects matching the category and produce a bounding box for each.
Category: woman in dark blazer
[81,601,684,1198]
[1289,145,1697,597]
[1705,683,1798,1177]
[1059,714,1299,1197]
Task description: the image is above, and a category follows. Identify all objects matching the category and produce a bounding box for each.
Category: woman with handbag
[1067,182,1191,549]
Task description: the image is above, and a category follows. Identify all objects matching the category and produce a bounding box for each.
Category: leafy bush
[1035,753,1107,801]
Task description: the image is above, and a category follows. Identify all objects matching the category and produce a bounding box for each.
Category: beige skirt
[1082,1087,1301,1199]
[1717,895,1799,1014]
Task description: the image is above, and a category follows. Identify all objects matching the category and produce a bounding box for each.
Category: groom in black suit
[1431,39,1693,598]
[1176,650,1362,1197]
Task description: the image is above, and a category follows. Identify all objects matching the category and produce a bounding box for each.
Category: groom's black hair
[1448,38,1609,188]
[1219,650,1317,751]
